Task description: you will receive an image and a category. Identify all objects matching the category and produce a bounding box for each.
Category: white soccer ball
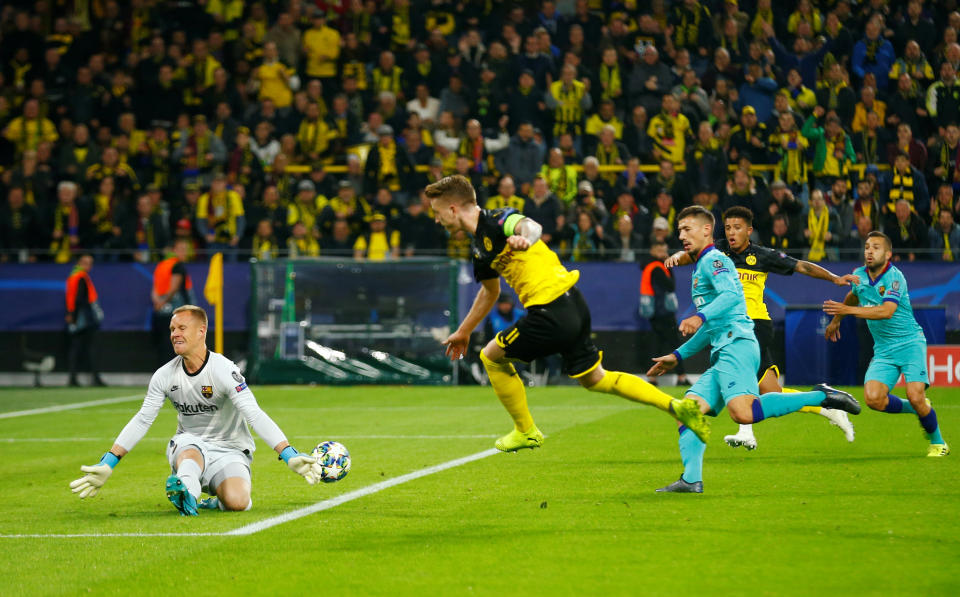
[310,441,351,483]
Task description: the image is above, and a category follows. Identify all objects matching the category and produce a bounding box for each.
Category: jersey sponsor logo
[172,400,218,415]
[201,385,213,398]
[738,271,761,282]
[232,371,244,384]
[746,255,757,266]
[235,382,247,393]
[483,237,493,251]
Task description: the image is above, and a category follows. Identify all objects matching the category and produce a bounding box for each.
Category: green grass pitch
[0,385,958,596]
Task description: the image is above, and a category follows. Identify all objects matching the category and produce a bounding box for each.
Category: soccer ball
[310,441,351,483]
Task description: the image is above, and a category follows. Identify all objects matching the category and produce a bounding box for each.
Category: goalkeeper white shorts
[166,433,252,494]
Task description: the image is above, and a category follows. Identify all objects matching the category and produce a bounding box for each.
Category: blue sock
[884,394,917,414]
[755,391,824,419]
[678,426,705,484]
[919,408,945,444]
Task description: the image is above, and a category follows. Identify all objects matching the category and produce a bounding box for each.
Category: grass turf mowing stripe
[0,448,501,539]
[0,394,142,419]
[0,435,500,442]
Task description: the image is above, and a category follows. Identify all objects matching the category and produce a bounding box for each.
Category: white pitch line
[0,395,142,419]
[224,447,499,536]
[0,434,498,443]
[0,447,501,539]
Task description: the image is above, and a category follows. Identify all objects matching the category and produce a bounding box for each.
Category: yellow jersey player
[667,205,858,449]
[425,175,709,452]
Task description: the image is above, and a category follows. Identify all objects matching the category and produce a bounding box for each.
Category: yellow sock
[784,387,822,413]
[586,371,673,412]
[480,352,534,432]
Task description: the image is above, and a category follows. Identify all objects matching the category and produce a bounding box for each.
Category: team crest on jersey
[200,385,213,399]
[232,371,244,384]
[746,255,757,266]
[693,277,699,289]
[483,237,493,251]
[878,286,885,296]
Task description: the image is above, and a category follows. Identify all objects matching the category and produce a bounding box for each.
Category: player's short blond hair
[172,305,208,328]
[424,175,477,206]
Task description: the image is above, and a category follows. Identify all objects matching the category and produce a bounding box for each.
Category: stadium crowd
[1,0,960,264]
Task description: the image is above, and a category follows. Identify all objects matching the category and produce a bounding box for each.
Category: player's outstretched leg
[583,368,710,443]
[657,423,704,494]
[724,424,757,450]
[167,453,202,516]
[480,351,543,452]
[746,384,860,423]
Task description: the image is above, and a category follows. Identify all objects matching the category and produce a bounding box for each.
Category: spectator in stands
[926,124,960,192]
[647,93,691,165]
[768,213,798,257]
[930,209,960,262]
[485,176,525,212]
[622,105,652,163]
[65,253,105,387]
[364,125,415,203]
[173,115,226,186]
[815,60,856,125]
[828,178,856,240]
[927,62,960,131]
[49,181,83,263]
[287,221,319,257]
[3,98,58,157]
[254,41,296,109]
[803,189,841,262]
[802,106,856,193]
[354,213,399,261]
[886,199,929,261]
[249,218,279,261]
[729,105,769,165]
[570,209,604,262]
[196,173,245,257]
[0,187,43,262]
[57,124,99,183]
[931,184,956,224]
[762,21,831,92]
[546,63,592,152]
[852,16,895,91]
[608,213,644,263]
[507,69,547,135]
[541,147,577,206]
[853,110,890,167]
[286,179,325,237]
[851,86,885,134]
[497,121,543,195]
[887,122,927,172]
[883,152,929,216]
[631,46,673,119]
[523,176,562,246]
[125,194,168,264]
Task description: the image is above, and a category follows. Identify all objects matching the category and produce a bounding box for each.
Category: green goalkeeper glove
[69,452,119,498]
[280,446,318,485]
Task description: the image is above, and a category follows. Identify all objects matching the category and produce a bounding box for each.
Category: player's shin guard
[678,425,705,483]
[884,394,917,414]
[480,351,534,433]
[919,408,945,444]
[586,370,672,411]
[752,391,825,421]
[177,459,202,499]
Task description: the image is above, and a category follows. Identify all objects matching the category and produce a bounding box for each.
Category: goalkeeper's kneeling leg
[217,477,252,511]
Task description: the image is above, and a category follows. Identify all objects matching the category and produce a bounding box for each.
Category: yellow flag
[204,252,223,305]
[204,252,224,353]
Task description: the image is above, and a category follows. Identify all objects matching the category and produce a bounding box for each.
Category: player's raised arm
[444,277,500,360]
[69,373,166,499]
[664,250,692,268]
[795,260,859,286]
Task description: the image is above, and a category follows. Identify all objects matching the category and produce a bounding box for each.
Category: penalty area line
[0,448,501,539]
[224,447,501,536]
[0,395,142,419]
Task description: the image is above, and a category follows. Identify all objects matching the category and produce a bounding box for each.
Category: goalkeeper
[69,305,317,515]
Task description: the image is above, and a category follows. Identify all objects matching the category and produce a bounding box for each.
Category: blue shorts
[687,337,760,416]
[865,341,929,389]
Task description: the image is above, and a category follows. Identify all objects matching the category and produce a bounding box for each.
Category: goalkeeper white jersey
[114,350,286,454]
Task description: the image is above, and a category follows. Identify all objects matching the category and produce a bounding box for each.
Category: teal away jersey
[676,246,756,361]
[852,263,925,352]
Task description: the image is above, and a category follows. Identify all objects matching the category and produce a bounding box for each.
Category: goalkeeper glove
[280,446,318,485]
[69,452,120,498]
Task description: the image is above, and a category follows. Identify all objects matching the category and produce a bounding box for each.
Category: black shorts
[752,318,779,378]
[495,287,601,377]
